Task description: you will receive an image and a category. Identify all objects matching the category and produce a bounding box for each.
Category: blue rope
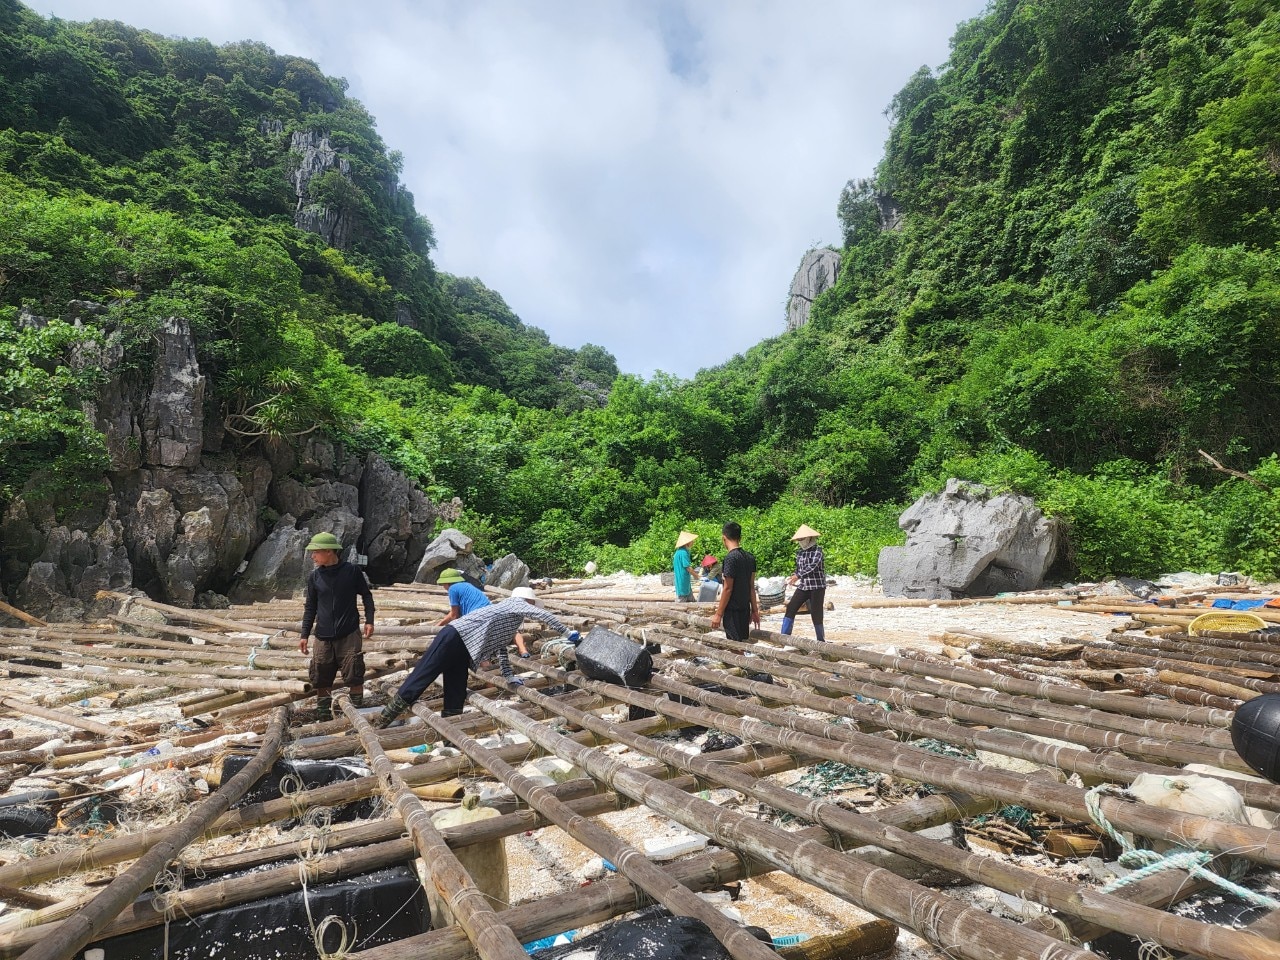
[1085,784,1280,909]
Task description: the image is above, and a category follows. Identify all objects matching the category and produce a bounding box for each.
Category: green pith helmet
[306,532,342,552]
[437,568,465,584]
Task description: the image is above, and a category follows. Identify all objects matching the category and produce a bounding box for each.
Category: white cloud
[33,0,988,377]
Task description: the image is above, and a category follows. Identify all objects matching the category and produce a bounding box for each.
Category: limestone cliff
[0,304,441,620]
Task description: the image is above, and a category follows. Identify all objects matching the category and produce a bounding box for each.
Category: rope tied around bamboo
[1083,785,1280,910]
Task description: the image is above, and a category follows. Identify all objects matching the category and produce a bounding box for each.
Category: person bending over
[374,587,577,727]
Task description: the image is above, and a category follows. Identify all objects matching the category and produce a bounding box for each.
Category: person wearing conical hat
[783,524,826,642]
[299,532,375,721]
[673,530,698,602]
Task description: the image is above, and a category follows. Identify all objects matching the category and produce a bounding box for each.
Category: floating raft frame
[0,583,1278,960]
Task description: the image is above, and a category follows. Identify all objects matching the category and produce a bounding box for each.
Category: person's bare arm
[437,605,461,627]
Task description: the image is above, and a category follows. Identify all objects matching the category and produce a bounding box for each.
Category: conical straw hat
[675,530,699,549]
[791,524,821,541]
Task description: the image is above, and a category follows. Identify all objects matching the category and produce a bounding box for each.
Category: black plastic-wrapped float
[86,864,429,960]
[575,626,653,687]
[1232,693,1280,783]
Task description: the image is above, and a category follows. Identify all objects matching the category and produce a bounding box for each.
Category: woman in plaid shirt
[782,524,826,642]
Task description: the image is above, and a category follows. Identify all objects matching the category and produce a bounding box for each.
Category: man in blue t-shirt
[435,567,529,656]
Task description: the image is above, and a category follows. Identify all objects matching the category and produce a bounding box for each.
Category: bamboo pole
[1157,670,1260,702]
[0,651,307,695]
[658,655,1275,806]
[348,789,993,960]
[411,704,781,960]
[525,655,1280,868]
[495,665,1277,960]
[16,708,290,960]
[0,599,45,627]
[456,679,1097,960]
[1083,647,1280,694]
[0,697,134,740]
[1125,675,1243,709]
[333,692,530,960]
[683,627,1236,750]
[4,784,977,960]
[546,594,1235,729]
[1112,632,1280,667]
[645,627,1254,776]
[1105,639,1280,674]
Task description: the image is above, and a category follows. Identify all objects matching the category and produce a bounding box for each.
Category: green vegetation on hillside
[2,0,1280,582]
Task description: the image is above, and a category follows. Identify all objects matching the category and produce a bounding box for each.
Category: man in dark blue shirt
[299,532,375,720]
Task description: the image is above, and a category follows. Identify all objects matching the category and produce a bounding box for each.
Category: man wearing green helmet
[299,532,375,721]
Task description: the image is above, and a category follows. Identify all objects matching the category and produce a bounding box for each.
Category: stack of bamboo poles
[1,583,1279,960]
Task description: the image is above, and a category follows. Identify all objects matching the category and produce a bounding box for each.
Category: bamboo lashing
[333,691,530,960]
[15,708,290,960]
[490,663,1279,960]
[411,703,781,960]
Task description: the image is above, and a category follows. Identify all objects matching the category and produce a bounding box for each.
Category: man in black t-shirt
[299,532,375,720]
[710,521,759,643]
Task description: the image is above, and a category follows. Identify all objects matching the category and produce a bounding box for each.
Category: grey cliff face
[785,249,841,332]
[143,317,205,469]
[0,303,442,621]
[290,129,354,250]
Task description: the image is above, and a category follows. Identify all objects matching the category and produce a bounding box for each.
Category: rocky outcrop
[359,454,435,582]
[878,479,1061,600]
[487,553,530,590]
[785,249,841,332]
[290,130,354,249]
[414,528,485,585]
[1,303,444,619]
[143,317,205,468]
[0,493,133,622]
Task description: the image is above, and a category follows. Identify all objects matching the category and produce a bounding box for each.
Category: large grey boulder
[229,516,313,603]
[785,249,841,332]
[142,317,205,468]
[878,480,1060,600]
[414,528,476,584]
[487,553,530,590]
[359,454,434,581]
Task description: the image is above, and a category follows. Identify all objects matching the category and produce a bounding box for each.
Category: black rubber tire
[0,804,54,838]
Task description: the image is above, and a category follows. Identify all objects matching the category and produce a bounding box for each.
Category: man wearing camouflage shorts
[299,532,375,720]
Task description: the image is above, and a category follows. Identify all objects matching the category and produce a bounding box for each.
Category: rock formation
[1,303,442,619]
[414,528,486,585]
[290,129,354,250]
[785,249,841,332]
[877,479,1061,600]
[487,553,530,590]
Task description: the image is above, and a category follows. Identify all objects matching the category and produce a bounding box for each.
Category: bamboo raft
[0,581,1278,960]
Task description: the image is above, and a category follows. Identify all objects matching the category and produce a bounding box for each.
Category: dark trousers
[785,587,826,629]
[396,625,473,712]
[722,607,752,642]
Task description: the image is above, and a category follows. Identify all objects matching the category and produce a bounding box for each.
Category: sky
[36,1,989,378]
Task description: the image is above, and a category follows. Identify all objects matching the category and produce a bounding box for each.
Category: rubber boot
[815,625,826,643]
[315,695,333,722]
[441,708,464,718]
[372,695,410,729]
[349,686,364,709]
[780,617,795,636]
